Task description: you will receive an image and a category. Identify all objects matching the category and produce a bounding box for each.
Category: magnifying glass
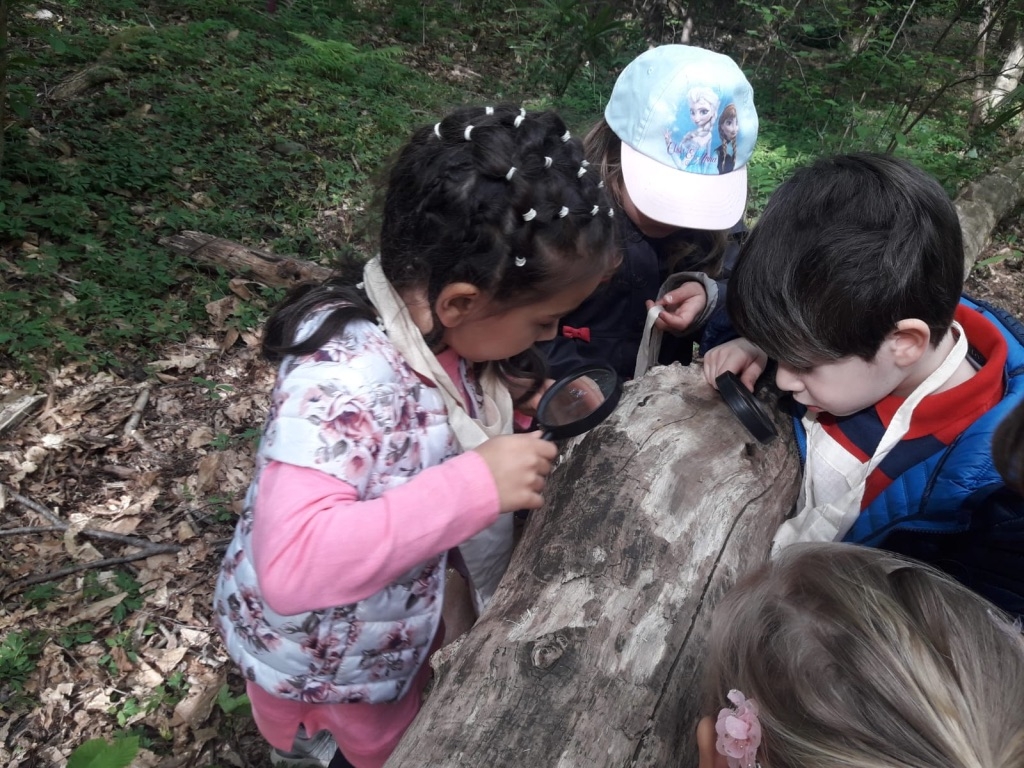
[534,365,622,440]
[715,371,778,444]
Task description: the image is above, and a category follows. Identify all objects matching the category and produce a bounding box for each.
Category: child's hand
[474,432,558,513]
[703,337,768,392]
[645,282,708,335]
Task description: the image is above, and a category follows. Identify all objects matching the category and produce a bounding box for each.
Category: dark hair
[583,118,729,277]
[727,153,965,367]
[994,401,1024,495]
[703,542,1024,768]
[262,105,618,398]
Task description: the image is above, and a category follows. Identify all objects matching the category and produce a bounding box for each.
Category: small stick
[5,485,64,526]
[0,524,177,550]
[123,384,151,436]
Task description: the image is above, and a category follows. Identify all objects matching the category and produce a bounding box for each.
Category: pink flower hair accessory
[715,689,762,768]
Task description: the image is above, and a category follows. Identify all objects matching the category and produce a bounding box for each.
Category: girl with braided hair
[213,105,617,768]
[697,543,1024,768]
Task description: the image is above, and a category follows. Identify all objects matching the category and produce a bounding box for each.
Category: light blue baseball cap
[605,44,758,229]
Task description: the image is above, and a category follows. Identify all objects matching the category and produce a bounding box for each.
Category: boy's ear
[434,282,482,328]
[888,319,932,367]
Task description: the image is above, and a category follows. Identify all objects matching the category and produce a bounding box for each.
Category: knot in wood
[530,632,569,670]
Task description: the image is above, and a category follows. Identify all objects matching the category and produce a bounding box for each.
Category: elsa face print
[665,86,723,174]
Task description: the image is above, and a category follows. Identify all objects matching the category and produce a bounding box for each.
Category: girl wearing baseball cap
[541,44,758,381]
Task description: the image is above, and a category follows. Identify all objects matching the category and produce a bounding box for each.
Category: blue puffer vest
[791,297,1024,614]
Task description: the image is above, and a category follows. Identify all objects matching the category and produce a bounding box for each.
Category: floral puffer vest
[214,314,458,704]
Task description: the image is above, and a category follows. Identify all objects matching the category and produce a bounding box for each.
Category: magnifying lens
[534,365,622,440]
[715,371,778,444]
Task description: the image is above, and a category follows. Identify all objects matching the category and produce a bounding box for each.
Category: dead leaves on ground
[0,335,275,767]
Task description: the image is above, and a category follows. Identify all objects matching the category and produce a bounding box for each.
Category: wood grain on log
[387,364,800,768]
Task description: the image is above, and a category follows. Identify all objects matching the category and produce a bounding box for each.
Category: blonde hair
[582,118,730,276]
[703,543,1024,768]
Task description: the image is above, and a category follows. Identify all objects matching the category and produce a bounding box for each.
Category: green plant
[68,734,140,768]
[0,630,45,695]
[289,29,405,86]
[216,683,252,717]
[192,376,235,400]
[58,622,97,649]
[510,0,628,96]
[23,582,61,608]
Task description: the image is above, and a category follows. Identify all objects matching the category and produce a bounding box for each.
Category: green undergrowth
[1,0,502,375]
[2,0,1016,377]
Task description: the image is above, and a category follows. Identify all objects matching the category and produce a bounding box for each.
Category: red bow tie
[562,325,591,342]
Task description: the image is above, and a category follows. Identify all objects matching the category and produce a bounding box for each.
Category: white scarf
[362,256,516,612]
[773,321,969,551]
[361,256,514,450]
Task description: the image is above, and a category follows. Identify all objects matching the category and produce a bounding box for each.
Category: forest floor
[2,220,1022,768]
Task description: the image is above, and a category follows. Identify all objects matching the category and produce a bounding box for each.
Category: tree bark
[386,364,800,768]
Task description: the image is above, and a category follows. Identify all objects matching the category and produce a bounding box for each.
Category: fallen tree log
[158,231,331,288]
[956,154,1024,272]
[386,363,800,768]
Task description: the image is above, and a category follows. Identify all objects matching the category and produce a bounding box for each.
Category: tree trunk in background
[987,34,1024,115]
[970,1,994,127]
[385,364,800,768]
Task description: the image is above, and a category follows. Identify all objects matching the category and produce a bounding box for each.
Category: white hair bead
[485,106,494,115]
[608,208,614,217]
[577,166,587,178]
[505,167,517,181]
[514,255,527,267]
[434,123,442,139]
[544,156,553,168]
[591,205,599,216]
[560,130,571,142]
[514,114,525,128]
[464,125,474,140]
[522,208,537,221]
[558,206,569,218]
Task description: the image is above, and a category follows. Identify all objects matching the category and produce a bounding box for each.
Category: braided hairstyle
[265,105,617,399]
[382,105,616,336]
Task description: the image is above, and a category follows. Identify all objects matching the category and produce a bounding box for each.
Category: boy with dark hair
[704,152,1024,616]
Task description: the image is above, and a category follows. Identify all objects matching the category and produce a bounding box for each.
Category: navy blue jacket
[792,297,1024,617]
[539,213,746,381]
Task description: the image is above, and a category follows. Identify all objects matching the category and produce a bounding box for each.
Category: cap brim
[620,142,747,230]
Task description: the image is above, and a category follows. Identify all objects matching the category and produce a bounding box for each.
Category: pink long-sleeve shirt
[250,347,501,616]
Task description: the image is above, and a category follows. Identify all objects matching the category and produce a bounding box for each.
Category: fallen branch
[3,546,182,597]
[1,484,183,596]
